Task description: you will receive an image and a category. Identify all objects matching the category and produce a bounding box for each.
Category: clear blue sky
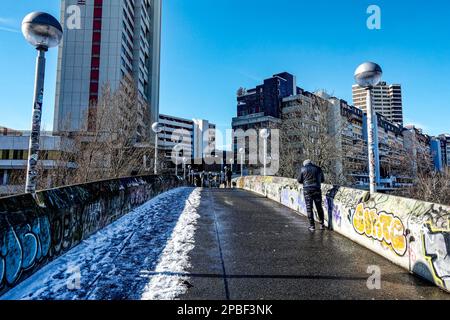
[1,0,449,143]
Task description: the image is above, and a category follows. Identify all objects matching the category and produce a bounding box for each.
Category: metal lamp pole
[365,88,377,194]
[239,148,244,177]
[354,62,383,195]
[22,12,63,194]
[260,129,270,176]
[183,157,187,179]
[152,122,162,175]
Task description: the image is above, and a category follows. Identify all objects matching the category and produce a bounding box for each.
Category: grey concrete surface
[180,188,450,300]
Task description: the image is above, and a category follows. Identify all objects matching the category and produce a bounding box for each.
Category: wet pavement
[180,188,450,300]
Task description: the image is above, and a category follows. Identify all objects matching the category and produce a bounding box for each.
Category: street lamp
[173,145,182,176]
[22,12,62,194]
[239,147,245,177]
[151,122,162,175]
[182,157,188,179]
[354,62,383,195]
[259,129,270,176]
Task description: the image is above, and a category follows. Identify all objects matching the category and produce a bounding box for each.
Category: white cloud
[0,17,20,33]
[0,26,20,33]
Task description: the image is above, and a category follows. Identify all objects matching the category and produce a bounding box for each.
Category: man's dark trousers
[304,189,325,227]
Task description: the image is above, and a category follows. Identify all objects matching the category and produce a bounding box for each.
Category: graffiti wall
[234,176,450,293]
[0,175,184,296]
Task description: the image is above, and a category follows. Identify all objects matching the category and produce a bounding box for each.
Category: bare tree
[393,167,450,205]
[279,94,345,184]
[72,80,154,183]
[43,80,159,188]
[392,147,449,205]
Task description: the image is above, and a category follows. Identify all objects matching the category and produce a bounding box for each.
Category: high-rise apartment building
[437,134,450,168]
[232,72,299,158]
[352,82,404,125]
[54,0,162,135]
[158,114,216,164]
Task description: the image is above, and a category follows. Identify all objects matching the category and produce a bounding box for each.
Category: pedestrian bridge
[0,175,449,299]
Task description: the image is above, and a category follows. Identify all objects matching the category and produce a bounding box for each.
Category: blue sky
[1,0,449,142]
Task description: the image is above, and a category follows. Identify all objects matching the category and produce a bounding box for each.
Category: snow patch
[141,188,201,300]
[1,187,200,300]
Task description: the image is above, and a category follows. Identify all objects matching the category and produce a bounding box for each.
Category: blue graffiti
[0,255,4,284]
[332,205,342,227]
[0,215,51,286]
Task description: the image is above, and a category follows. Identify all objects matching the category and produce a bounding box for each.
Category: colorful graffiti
[329,203,342,228]
[422,222,450,290]
[352,204,407,256]
[280,187,300,211]
[0,214,51,286]
[0,175,184,296]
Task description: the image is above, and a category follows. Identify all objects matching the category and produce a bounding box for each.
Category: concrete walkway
[3,187,449,300]
[180,188,450,300]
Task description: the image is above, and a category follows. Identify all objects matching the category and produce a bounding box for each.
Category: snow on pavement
[1,187,201,300]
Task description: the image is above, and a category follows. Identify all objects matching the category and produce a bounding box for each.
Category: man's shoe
[308,226,316,232]
[320,223,326,230]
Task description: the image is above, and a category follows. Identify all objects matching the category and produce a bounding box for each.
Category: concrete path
[180,188,450,300]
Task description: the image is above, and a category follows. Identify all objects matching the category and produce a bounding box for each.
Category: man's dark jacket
[297,164,325,191]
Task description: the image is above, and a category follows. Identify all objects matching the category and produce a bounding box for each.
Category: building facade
[435,134,450,169]
[232,72,299,169]
[0,128,75,196]
[232,71,443,189]
[442,134,450,167]
[352,82,404,126]
[403,125,434,176]
[158,114,216,164]
[54,0,162,135]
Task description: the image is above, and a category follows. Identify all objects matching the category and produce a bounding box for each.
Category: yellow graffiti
[352,203,407,256]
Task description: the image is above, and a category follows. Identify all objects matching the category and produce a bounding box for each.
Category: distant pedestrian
[208,172,213,188]
[200,171,206,187]
[297,160,326,232]
[226,167,233,188]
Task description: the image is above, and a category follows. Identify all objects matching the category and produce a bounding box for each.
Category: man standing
[297,160,326,232]
[225,167,233,188]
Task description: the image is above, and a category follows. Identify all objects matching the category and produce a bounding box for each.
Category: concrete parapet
[0,175,184,296]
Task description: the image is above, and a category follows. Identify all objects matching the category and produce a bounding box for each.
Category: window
[13,150,24,160]
[1,150,10,160]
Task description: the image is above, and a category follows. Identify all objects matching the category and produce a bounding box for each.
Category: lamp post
[173,145,182,176]
[182,157,187,180]
[239,147,245,177]
[143,154,148,171]
[188,165,192,183]
[259,129,270,176]
[22,12,63,194]
[151,122,162,175]
[354,62,383,195]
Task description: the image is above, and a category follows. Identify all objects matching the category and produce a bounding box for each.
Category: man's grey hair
[303,159,312,166]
